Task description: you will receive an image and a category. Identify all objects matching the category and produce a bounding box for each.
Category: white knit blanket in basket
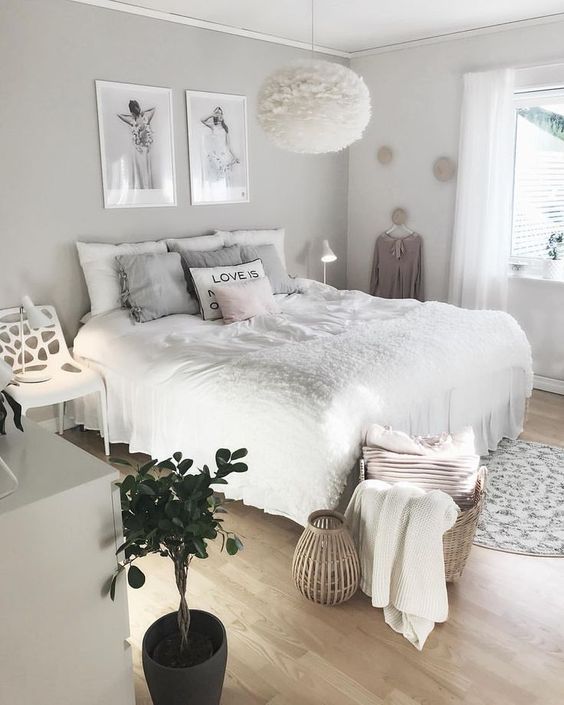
[345,480,459,649]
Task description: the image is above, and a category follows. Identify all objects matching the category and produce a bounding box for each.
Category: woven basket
[359,460,487,583]
[443,467,487,581]
[292,510,360,605]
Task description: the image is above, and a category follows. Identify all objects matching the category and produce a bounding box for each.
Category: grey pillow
[168,244,243,293]
[116,252,199,323]
[240,244,297,294]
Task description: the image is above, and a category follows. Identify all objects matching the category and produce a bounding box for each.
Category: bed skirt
[71,364,529,524]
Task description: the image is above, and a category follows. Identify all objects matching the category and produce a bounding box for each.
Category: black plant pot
[142,610,227,705]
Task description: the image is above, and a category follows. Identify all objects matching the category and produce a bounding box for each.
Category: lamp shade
[21,296,50,330]
[0,358,13,391]
[257,60,371,154]
[321,240,337,263]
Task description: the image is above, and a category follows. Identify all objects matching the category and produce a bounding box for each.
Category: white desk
[0,420,135,705]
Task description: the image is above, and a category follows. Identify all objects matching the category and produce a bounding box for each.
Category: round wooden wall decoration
[433,156,456,182]
[377,146,393,165]
[391,207,408,226]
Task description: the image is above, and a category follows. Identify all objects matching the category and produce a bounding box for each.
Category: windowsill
[509,272,564,284]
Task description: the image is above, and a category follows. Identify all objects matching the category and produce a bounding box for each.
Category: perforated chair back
[0,305,74,375]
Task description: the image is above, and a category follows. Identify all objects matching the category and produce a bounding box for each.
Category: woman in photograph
[200,106,239,186]
[117,100,155,189]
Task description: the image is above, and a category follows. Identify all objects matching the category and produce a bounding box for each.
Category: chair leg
[57,402,65,435]
[96,388,110,456]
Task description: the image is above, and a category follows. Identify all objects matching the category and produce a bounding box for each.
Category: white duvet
[74,280,532,524]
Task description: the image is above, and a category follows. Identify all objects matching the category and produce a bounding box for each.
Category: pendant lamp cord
[311,0,314,57]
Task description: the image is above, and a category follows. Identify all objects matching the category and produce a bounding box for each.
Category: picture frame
[185,90,250,205]
[95,80,177,208]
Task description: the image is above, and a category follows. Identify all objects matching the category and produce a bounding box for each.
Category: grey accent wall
[0,0,349,339]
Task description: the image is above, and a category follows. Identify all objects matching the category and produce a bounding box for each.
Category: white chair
[0,305,110,455]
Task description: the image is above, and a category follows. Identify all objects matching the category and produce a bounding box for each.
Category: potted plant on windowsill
[109,447,248,705]
[544,232,564,280]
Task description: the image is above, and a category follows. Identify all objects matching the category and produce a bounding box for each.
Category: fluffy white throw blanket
[224,302,531,408]
[345,480,459,649]
[220,301,531,518]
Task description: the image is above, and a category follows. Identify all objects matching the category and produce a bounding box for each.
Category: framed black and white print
[186,90,250,205]
[95,80,176,208]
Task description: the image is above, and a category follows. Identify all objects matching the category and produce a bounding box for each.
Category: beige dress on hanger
[370,233,423,301]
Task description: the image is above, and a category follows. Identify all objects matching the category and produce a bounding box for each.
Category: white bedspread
[73,280,532,524]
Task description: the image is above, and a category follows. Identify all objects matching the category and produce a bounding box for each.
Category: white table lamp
[16,296,52,384]
[321,240,337,285]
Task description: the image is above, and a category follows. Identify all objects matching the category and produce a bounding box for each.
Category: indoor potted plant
[109,447,248,705]
[544,232,564,280]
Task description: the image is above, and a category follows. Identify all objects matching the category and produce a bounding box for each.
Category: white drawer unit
[0,420,134,705]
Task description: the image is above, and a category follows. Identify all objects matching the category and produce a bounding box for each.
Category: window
[512,90,564,263]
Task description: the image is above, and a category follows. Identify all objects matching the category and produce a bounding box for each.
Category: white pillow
[189,259,266,321]
[165,233,225,254]
[77,240,167,317]
[214,229,286,268]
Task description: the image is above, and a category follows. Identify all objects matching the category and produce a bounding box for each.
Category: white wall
[348,20,564,381]
[0,0,349,339]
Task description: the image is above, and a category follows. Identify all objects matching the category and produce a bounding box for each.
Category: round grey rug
[474,438,564,556]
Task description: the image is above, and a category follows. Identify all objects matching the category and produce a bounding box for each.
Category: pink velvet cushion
[213,276,279,324]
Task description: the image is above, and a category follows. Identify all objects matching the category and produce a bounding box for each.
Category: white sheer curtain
[448,68,516,310]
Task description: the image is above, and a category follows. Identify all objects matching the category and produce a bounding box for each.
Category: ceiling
[77,1,564,54]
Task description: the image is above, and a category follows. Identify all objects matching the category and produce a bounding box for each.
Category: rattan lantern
[292,510,360,605]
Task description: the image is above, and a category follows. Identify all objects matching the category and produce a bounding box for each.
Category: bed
[73,278,532,525]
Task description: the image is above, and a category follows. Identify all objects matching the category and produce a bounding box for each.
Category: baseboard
[37,415,77,433]
[534,375,564,395]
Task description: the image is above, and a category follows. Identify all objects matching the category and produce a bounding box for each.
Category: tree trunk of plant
[173,556,190,653]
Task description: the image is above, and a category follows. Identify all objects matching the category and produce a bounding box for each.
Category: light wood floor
[65,390,564,705]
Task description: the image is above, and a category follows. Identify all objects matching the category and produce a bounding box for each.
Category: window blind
[512,128,564,259]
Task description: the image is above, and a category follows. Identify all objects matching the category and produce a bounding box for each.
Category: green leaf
[165,501,181,518]
[230,462,248,473]
[109,574,118,600]
[215,448,231,466]
[173,451,183,462]
[139,459,158,475]
[119,474,136,494]
[109,564,125,600]
[211,477,228,485]
[231,448,248,460]
[137,483,155,496]
[178,458,194,474]
[127,564,146,589]
[193,537,207,558]
[115,538,134,555]
[225,537,239,555]
[156,459,176,472]
[3,393,23,432]
[172,517,184,528]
